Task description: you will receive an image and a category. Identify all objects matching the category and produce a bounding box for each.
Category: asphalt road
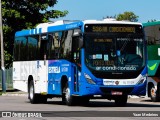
[0,93,160,120]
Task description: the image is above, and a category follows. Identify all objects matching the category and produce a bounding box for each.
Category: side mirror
[73,29,82,37]
[41,34,48,40]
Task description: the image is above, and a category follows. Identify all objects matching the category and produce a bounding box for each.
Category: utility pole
[0,0,6,92]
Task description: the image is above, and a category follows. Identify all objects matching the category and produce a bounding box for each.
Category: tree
[116,11,139,22]
[2,0,68,68]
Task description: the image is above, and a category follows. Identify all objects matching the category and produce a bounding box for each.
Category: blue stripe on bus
[47,21,83,32]
[15,21,83,37]
[15,29,30,37]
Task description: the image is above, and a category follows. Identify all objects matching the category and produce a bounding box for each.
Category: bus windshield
[84,33,145,73]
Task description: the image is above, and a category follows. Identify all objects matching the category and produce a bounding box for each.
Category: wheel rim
[151,87,156,97]
[29,85,34,100]
[65,88,70,102]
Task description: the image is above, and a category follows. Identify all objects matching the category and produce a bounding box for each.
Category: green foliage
[116,11,139,22]
[1,0,68,68]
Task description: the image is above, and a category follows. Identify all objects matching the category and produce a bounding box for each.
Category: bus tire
[150,85,159,102]
[77,97,90,106]
[64,84,75,106]
[39,96,47,103]
[28,80,39,104]
[114,95,128,107]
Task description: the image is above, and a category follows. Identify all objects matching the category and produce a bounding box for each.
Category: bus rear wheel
[29,81,47,104]
[29,81,39,104]
[114,95,128,107]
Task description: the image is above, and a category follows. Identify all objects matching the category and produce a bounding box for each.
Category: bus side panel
[48,60,71,95]
[13,62,27,92]
[34,60,48,94]
[13,61,38,92]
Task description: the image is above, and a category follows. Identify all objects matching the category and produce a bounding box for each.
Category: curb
[2,93,28,96]
[1,91,27,97]
[128,95,147,99]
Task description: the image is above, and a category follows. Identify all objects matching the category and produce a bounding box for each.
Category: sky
[53,0,160,23]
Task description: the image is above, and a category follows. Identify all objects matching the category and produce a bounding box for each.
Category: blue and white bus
[13,19,147,106]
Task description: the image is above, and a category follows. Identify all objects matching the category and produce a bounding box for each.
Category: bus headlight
[84,73,96,84]
[136,75,146,85]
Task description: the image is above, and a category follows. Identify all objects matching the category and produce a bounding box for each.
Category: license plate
[111,91,122,95]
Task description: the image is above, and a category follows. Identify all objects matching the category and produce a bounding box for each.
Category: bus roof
[83,19,142,25]
[15,19,142,37]
[143,21,160,27]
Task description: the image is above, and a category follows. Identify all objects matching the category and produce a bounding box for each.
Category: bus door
[72,33,83,94]
[72,64,79,93]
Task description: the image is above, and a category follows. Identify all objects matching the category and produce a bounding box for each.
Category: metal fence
[0,68,13,90]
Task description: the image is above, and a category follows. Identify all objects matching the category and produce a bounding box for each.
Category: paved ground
[0,91,160,120]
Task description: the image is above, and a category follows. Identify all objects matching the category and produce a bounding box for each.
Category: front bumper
[80,80,146,96]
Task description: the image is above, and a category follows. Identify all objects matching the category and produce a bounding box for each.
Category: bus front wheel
[114,95,128,107]
[64,84,75,106]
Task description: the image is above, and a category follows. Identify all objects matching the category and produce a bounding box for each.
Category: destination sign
[85,24,142,33]
[92,26,108,32]
[92,26,135,33]
[109,27,135,33]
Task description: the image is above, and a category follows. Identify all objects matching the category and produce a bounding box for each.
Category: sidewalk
[0,89,27,96]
